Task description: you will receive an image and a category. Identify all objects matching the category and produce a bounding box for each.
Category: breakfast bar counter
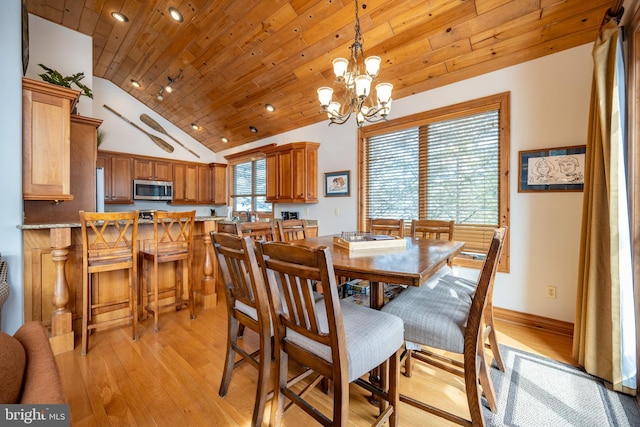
[19,216,226,354]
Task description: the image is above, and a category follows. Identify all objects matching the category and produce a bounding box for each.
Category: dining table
[294,234,466,309]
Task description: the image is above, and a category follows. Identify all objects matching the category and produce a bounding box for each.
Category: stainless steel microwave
[133,179,173,201]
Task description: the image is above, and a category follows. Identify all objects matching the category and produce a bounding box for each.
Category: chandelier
[317,0,393,126]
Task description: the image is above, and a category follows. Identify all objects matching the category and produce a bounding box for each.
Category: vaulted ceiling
[27,0,615,153]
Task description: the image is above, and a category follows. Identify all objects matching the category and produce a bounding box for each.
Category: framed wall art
[324,170,350,197]
[518,145,586,192]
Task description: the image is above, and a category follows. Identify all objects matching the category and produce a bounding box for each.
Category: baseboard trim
[494,307,574,337]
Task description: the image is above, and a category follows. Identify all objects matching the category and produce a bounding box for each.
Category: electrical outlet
[334,208,339,216]
[546,286,557,299]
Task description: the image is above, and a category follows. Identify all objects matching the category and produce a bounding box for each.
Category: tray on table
[333,232,406,252]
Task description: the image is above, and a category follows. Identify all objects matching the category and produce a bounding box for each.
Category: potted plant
[37,64,93,99]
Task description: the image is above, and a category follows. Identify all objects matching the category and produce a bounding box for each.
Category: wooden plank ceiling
[27,0,615,153]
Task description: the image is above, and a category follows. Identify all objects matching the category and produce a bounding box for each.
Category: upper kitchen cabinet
[173,162,198,203]
[133,157,173,182]
[197,164,211,204]
[265,142,319,203]
[210,163,227,205]
[23,115,103,224]
[22,78,79,201]
[97,151,133,204]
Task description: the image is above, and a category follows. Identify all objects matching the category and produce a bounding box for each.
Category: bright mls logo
[1,405,69,426]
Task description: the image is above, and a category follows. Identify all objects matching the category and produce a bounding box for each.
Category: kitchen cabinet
[217,222,237,234]
[265,142,319,203]
[197,165,211,203]
[97,151,133,204]
[211,163,227,205]
[173,162,198,203]
[23,115,103,224]
[133,158,173,181]
[22,78,80,201]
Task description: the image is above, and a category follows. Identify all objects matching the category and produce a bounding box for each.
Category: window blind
[364,110,500,256]
[366,128,420,219]
[231,158,271,212]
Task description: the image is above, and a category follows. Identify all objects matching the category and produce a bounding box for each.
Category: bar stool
[79,210,139,355]
[141,210,196,332]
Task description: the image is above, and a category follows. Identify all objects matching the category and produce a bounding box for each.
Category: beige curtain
[573,16,635,394]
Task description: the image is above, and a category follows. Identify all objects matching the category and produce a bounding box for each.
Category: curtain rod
[603,0,624,26]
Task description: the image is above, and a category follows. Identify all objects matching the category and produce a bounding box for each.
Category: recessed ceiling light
[191,123,200,130]
[111,12,129,22]
[221,137,229,143]
[130,79,141,88]
[249,126,258,133]
[168,7,183,22]
[265,103,276,112]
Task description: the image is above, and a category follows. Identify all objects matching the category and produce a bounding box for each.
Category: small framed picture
[324,170,350,197]
[518,145,586,192]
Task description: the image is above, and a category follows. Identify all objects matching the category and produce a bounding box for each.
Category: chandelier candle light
[317,0,393,126]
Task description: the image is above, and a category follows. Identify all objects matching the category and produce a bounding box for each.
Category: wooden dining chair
[79,210,139,355]
[141,210,196,332]
[369,218,405,237]
[212,232,273,427]
[411,219,504,373]
[410,219,454,241]
[255,241,404,427]
[275,219,309,242]
[381,227,507,427]
[235,221,278,242]
[411,219,455,267]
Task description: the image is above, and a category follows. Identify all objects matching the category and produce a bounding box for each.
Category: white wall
[25,14,94,117]
[218,44,593,323]
[93,78,215,163]
[0,0,25,334]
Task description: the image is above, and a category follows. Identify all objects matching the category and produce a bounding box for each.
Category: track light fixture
[156,69,183,101]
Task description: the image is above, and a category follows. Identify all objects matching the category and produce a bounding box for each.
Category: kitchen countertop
[18,216,228,230]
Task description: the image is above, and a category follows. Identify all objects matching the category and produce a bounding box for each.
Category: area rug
[483,345,640,427]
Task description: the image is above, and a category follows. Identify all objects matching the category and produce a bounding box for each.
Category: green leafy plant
[97,128,107,146]
[38,64,93,99]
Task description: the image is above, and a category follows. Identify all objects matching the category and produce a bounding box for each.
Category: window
[230,158,272,213]
[359,93,510,271]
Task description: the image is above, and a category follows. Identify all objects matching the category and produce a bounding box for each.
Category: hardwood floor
[55,302,573,426]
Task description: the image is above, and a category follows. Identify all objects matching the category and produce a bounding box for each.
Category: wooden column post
[201,220,217,308]
[49,228,74,354]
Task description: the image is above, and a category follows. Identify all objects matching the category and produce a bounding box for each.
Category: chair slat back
[369,218,405,237]
[411,219,455,241]
[276,219,309,242]
[79,211,139,266]
[212,232,270,328]
[256,242,346,358]
[236,221,278,242]
[150,211,195,255]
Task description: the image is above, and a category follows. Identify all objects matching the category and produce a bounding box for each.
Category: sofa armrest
[13,321,65,404]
